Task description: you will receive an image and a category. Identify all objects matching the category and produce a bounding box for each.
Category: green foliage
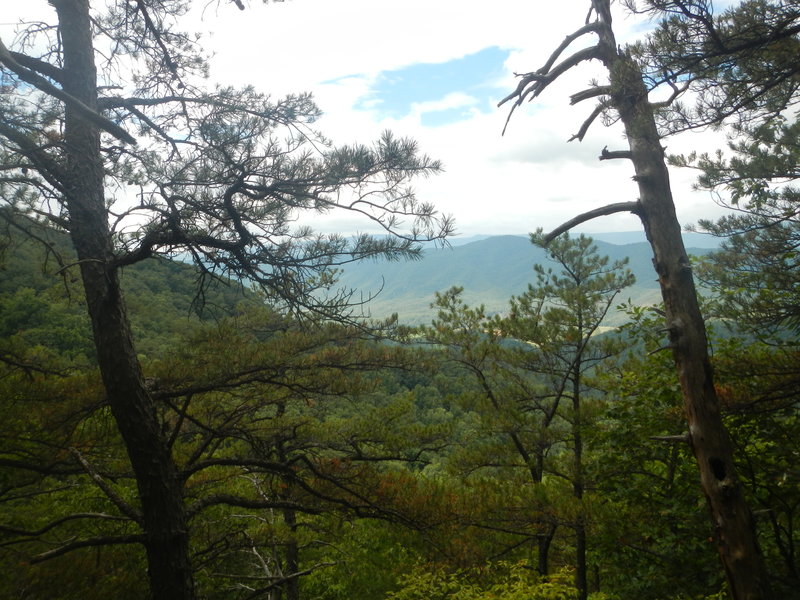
[591,302,800,599]
[710,338,800,596]
[0,230,455,598]
[671,116,800,337]
[4,1,799,598]
[590,349,724,598]
[0,362,148,599]
[3,216,797,599]
[0,218,261,366]
[387,562,579,600]
[301,518,420,600]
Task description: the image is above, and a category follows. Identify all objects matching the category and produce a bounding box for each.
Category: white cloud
[2,1,735,237]
[200,1,598,92]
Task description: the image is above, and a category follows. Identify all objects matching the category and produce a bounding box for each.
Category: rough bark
[55,1,195,598]
[592,2,772,597]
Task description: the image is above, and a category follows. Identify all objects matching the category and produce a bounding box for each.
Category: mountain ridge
[338,234,715,325]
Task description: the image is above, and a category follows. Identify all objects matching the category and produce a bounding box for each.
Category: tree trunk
[575,518,587,600]
[573,357,587,600]
[536,521,557,576]
[55,1,195,598]
[283,507,300,600]
[593,2,772,596]
[532,444,557,576]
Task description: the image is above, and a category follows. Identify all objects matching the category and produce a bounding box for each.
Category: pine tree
[0,2,450,598]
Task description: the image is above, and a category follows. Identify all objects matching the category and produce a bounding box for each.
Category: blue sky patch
[420,106,475,127]
[355,46,510,125]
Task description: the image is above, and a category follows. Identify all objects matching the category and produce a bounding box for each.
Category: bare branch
[539,22,603,79]
[570,85,611,105]
[187,494,323,518]
[650,434,691,444]
[0,513,131,538]
[500,46,600,134]
[8,50,63,83]
[544,201,641,244]
[569,101,609,142]
[181,457,296,480]
[241,564,337,600]
[70,448,143,525]
[649,79,689,110]
[599,146,633,161]
[30,534,144,564]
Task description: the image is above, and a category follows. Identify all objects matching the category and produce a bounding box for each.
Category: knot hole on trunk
[709,457,726,481]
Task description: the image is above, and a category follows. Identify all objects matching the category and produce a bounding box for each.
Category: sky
[2,1,734,240]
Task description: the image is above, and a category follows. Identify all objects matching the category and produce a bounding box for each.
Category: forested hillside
[0,222,259,363]
[2,222,798,600]
[1,1,799,600]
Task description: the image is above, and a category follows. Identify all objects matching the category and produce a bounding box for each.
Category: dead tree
[499,1,772,598]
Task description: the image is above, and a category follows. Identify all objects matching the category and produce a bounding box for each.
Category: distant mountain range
[338,233,718,325]
[444,231,721,248]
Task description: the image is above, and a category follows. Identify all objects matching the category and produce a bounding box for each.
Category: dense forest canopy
[1,1,799,599]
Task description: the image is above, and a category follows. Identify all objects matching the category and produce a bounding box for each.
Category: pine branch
[131,0,180,81]
[0,121,68,190]
[0,39,136,145]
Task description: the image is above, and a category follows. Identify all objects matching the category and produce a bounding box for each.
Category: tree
[674,116,800,337]
[0,2,450,598]
[696,215,800,337]
[499,1,772,597]
[423,285,564,574]
[712,339,800,597]
[592,302,800,599]
[424,233,633,599]
[633,0,800,335]
[501,232,633,600]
